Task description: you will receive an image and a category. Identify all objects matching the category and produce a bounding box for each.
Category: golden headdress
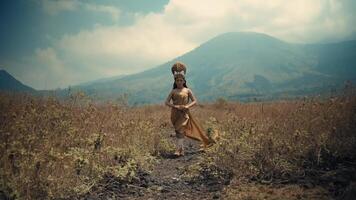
[171,61,187,79]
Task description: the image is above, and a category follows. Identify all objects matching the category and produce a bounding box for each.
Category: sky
[1,0,356,90]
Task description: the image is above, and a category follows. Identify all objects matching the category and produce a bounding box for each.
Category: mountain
[67,32,356,105]
[0,69,36,92]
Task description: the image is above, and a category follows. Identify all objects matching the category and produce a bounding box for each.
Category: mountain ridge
[65,32,356,104]
[0,69,36,92]
[2,32,356,104]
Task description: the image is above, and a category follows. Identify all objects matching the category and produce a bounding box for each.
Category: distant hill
[61,32,356,104]
[0,69,36,92]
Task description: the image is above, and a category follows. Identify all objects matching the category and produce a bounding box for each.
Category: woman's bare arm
[165,90,176,108]
[185,88,197,109]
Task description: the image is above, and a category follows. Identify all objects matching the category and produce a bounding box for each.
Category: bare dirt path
[74,139,356,200]
[78,140,231,200]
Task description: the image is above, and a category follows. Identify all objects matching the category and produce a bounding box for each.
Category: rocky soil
[75,139,231,200]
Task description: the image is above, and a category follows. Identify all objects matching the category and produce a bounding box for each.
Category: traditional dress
[170,88,211,146]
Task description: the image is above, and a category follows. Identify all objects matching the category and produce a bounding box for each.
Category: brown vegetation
[0,91,355,199]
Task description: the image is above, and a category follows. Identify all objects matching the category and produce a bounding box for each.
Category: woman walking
[165,62,212,156]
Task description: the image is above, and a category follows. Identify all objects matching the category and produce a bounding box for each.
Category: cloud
[161,0,354,43]
[40,0,120,21]
[40,0,78,15]
[84,4,120,21]
[32,47,74,89]
[27,0,356,89]
[35,48,64,74]
[56,21,196,75]
[8,47,82,90]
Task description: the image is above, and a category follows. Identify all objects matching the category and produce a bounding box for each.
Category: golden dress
[170,89,211,146]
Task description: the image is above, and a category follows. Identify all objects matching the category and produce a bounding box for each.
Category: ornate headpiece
[171,61,187,79]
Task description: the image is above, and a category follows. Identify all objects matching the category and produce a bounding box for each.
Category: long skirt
[170,108,211,146]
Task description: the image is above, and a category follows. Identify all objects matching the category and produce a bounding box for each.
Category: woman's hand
[174,105,188,110]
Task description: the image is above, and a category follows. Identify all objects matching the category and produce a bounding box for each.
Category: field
[1,90,356,199]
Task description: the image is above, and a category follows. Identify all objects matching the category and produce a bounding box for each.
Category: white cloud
[11,47,81,90]
[35,48,63,71]
[166,0,356,43]
[28,0,356,89]
[62,22,193,55]
[33,47,74,89]
[84,4,120,21]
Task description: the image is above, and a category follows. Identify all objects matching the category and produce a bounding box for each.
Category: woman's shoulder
[185,88,193,93]
[170,89,178,95]
[171,88,191,94]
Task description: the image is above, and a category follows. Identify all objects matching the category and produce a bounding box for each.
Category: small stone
[303,182,314,189]
[157,186,163,191]
[213,193,220,199]
[161,187,169,193]
[140,182,148,188]
[172,177,180,183]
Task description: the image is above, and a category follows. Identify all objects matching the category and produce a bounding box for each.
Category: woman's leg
[177,138,184,151]
[175,130,185,156]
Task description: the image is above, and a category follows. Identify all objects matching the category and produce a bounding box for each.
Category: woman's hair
[173,77,188,89]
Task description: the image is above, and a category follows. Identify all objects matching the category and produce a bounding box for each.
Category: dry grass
[203,95,356,180]
[0,92,173,199]
[0,90,355,199]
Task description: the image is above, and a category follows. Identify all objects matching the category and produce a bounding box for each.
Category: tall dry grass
[199,95,356,183]
[0,89,355,199]
[0,92,174,199]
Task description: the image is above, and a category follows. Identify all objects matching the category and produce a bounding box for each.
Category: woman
[165,62,212,156]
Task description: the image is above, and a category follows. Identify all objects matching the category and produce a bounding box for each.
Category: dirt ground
[74,139,356,200]
[74,139,230,200]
